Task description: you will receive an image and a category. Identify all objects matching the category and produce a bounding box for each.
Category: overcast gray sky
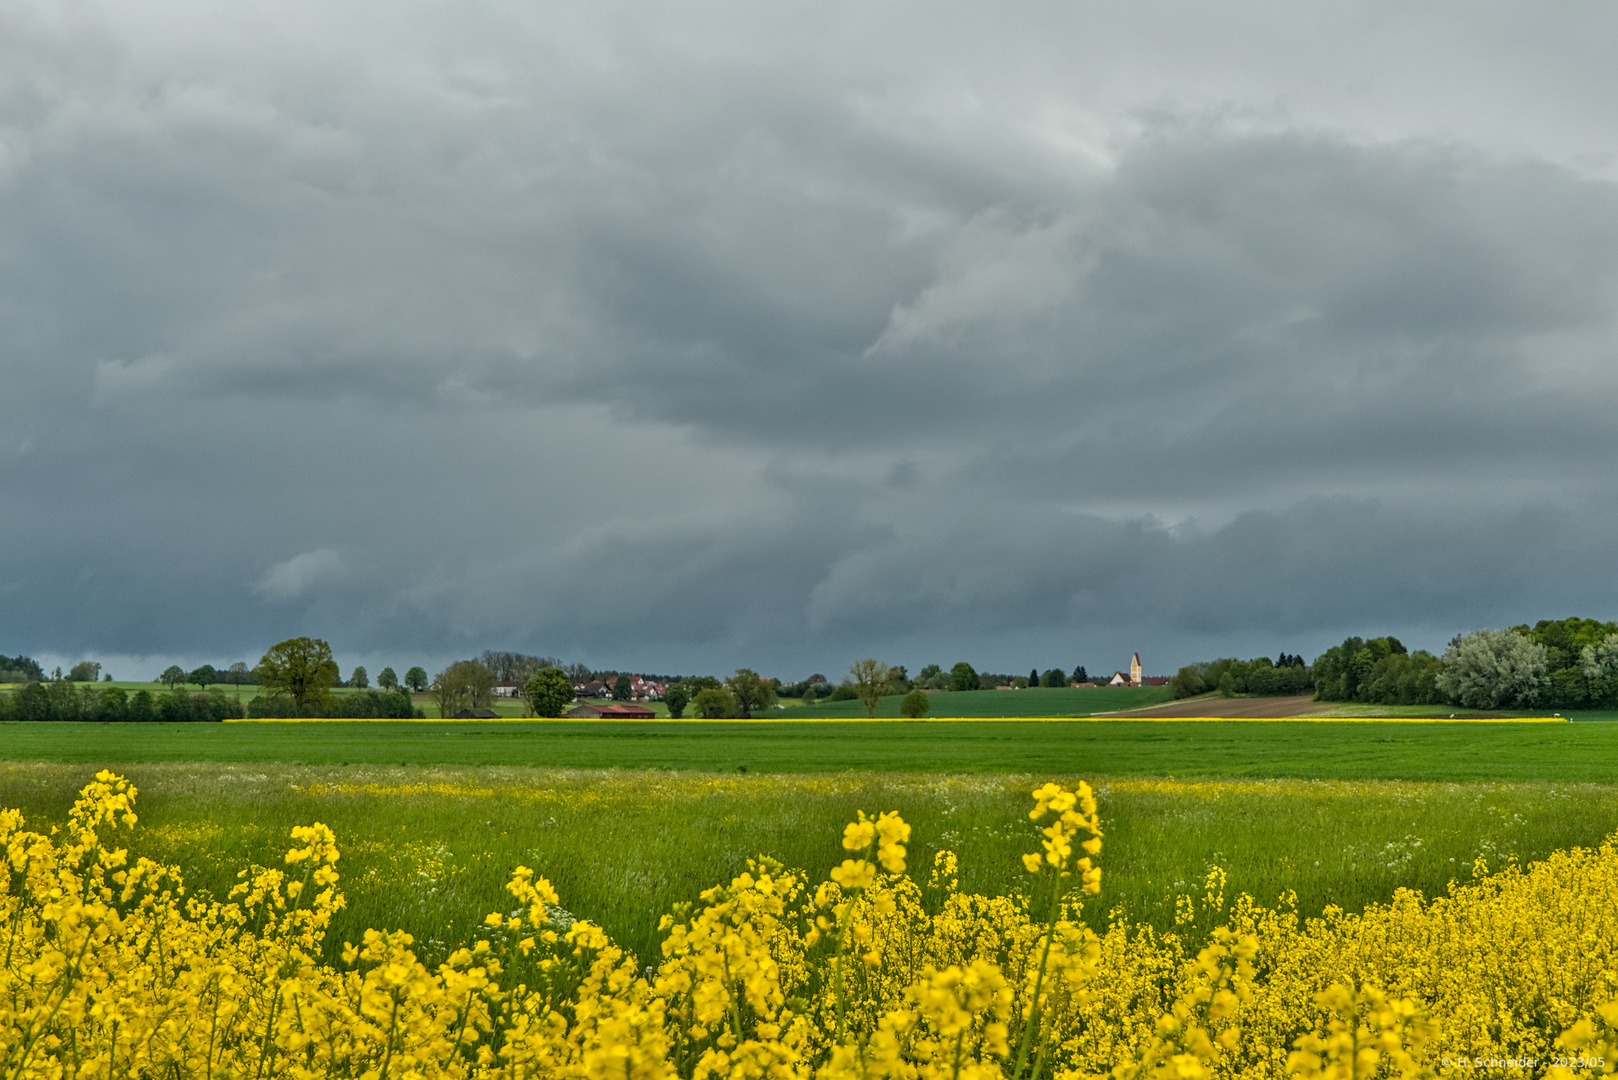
[5,0,1618,680]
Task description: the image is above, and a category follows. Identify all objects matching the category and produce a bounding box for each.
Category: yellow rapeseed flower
[6,772,1618,1080]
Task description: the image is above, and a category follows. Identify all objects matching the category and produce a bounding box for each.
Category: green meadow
[4,715,1618,968]
[1,761,1613,970]
[3,716,1615,779]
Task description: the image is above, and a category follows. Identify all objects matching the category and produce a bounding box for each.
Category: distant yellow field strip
[225,715,1571,724]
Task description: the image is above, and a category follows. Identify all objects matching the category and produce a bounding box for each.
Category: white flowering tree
[1582,632,1618,707]
[1436,628,1549,709]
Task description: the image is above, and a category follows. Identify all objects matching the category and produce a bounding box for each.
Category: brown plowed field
[1098,695,1329,718]
[1097,695,1511,719]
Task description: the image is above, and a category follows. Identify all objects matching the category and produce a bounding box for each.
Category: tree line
[777,661,1089,703]
[17,618,1616,721]
[0,638,423,721]
[478,620,1618,716]
[1166,616,1618,711]
[0,682,242,722]
[1169,654,1313,699]
[1317,618,1618,711]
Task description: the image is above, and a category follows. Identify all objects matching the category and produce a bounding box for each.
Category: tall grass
[2,762,1613,970]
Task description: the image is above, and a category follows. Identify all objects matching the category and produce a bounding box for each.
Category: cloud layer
[4,0,1618,677]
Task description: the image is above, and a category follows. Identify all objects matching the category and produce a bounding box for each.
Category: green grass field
[4,717,1618,779]
[1,761,1612,970]
[6,716,1618,972]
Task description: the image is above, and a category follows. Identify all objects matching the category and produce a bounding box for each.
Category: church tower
[1129,652,1142,686]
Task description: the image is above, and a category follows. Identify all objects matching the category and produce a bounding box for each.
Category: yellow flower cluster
[6,772,1618,1078]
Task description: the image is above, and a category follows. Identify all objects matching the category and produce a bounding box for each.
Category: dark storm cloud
[4,0,1618,676]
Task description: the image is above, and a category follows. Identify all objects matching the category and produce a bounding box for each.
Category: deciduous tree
[404,666,428,692]
[690,686,738,719]
[524,666,574,717]
[664,682,690,719]
[1437,629,1549,709]
[846,658,894,718]
[160,665,186,690]
[725,668,777,718]
[376,666,399,690]
[950,662,979,692]
[899,689,930,718]
[431,660,497,717]
[254,638,339,711]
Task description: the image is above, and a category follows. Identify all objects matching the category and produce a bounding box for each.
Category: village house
[571,676,667,702]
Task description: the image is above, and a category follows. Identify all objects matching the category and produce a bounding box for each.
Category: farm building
[567,703,657,719]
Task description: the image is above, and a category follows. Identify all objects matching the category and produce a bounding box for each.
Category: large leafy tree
[188,664,217,688]
[949,662,980,692]
[160,665,186,690]
[846,658,894,719]
[524,667,575,718]
[664,682,690,719]
[254,638,340,711]
[376,666,399,690]
[1437,629,1550,710]
[899,689,931,718]
[725,668,777,718]
[431,660,497,717]
[404,666,429,692]
[690,687,738,718]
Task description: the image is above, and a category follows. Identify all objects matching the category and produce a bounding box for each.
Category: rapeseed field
[5,771,1618,1077]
